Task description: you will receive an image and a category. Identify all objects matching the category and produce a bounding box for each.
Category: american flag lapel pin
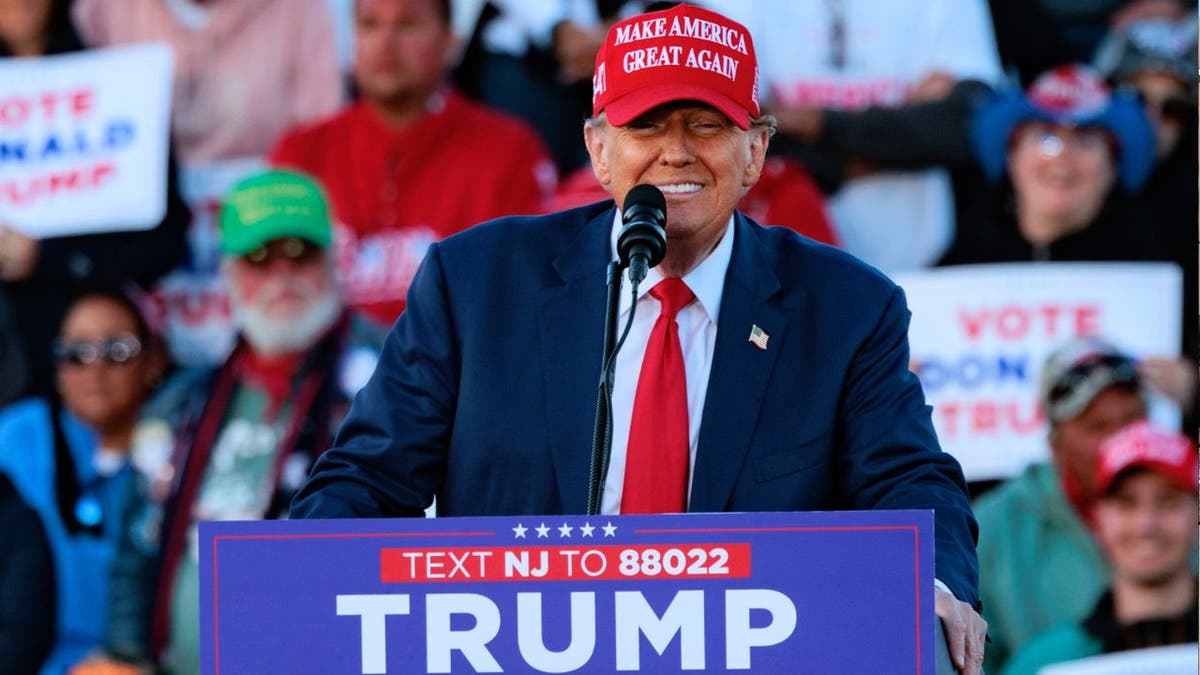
[748,324,769,350]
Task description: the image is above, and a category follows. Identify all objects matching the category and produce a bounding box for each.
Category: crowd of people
[0,0,1196,674]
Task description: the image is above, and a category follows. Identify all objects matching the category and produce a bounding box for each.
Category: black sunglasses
[242,237,322,267]
[1047,354,1138,404]
[54,333,143,366]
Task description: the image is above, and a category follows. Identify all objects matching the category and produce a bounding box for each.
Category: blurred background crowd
[0,0,1196,674]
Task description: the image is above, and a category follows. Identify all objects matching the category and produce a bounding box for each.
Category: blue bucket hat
[971,64,1156,191]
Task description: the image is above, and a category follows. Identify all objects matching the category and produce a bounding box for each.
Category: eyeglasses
[241,237,322,267]
[54,333,143,366]
[1047,354,1138,404]
[1015,124,1113,157]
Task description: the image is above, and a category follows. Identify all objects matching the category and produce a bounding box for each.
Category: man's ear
[584,122,611,189]
[742,126,770,189]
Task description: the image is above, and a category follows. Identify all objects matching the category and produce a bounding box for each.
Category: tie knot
[650,278,695,320]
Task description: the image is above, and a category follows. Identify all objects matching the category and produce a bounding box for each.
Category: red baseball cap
[591,3,760,130]
[1095,421,1198,496]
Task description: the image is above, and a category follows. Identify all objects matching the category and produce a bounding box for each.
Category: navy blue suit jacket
[291,202,980,607]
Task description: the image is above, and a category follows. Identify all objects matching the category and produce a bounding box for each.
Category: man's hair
[584,110,778,137]
[752,114,779,138]
[355,0,452,26]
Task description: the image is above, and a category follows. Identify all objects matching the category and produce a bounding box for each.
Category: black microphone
[617,184,667,285]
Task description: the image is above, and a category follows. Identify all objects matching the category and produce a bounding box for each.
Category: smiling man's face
[586,102,768,256]
[1094,469,1197,587]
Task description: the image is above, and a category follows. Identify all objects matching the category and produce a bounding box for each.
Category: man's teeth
[659,183,702,194]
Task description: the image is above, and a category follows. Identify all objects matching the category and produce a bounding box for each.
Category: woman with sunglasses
[0,288,165,675]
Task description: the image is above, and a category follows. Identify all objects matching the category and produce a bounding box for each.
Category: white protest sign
[0,43,173,237]
[1039,643,1198,675]
[895,263,1181,482]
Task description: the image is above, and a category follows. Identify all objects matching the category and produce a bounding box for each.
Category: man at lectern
[292,4,987,672]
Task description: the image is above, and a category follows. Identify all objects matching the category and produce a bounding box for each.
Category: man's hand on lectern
[935,586,987,675]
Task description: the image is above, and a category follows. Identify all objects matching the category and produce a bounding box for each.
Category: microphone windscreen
[618,184,667,279]
[623,184,666,216]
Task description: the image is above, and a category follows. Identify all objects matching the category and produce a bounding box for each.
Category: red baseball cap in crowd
[1095,421,1199,496]
[591,3,760,129]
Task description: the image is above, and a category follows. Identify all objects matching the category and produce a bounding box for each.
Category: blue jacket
[0,398,135,675]
[292,202,981,607]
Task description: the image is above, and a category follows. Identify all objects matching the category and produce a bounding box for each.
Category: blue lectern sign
[200,510,934,673]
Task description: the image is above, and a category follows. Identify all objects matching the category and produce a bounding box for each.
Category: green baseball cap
[219,170,333,256]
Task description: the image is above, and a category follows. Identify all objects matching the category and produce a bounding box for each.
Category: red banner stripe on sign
[380,544,751,583]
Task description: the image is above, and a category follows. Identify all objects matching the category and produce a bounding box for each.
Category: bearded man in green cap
[77,170,385,675]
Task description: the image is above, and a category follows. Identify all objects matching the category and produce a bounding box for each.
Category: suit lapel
[536,205,615,514]
[690,214,798,512]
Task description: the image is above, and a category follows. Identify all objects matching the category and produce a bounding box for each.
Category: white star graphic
[512,523,528,538]
[601,522,617,537]
[535,522,550,538]
[579,522,595,537]
[558,523,573,538]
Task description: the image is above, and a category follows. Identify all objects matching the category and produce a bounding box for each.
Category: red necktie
[621,278,695,513]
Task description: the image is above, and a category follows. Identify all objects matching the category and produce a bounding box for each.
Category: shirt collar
[610,210,734,325]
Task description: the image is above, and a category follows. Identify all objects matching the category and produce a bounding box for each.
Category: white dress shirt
[601,213,735,514]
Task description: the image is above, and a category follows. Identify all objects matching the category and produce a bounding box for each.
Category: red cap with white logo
[1095,421,1199,496]
[591,3,760,130]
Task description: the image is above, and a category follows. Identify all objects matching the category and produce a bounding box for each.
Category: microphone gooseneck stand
[587,263,622,515]
[586,266,641,516]
[586,184,666,516]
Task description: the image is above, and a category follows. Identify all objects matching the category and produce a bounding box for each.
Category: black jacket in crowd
[0,472,56,674]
